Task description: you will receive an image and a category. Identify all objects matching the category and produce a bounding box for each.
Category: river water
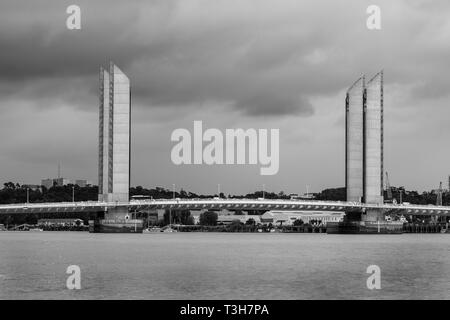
[0,232,448,299]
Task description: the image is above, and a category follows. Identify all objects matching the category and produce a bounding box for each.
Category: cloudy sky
[1,0,449,195]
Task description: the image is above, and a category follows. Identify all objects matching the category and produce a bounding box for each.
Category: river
[0,232,448,299]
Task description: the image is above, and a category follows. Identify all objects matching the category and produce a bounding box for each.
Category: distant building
[75,179,91,187]
[260,211,344,226]
[41,178,70,189]
[41,179,54,189]
[290,193,316,200]
[146,213,159,225]
[217,215,261,225]
[53,178,72,187]
[41,178,90,189]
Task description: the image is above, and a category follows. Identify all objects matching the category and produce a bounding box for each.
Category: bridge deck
[0,199,449,216]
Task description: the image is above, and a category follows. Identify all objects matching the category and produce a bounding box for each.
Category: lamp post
[218,184,221,198]
[72,186,75,203]
[169,184,175,228]
[262,184,265,199]
[26,188,29,203]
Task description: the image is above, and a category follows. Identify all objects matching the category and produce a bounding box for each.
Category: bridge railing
[2,198,450,215]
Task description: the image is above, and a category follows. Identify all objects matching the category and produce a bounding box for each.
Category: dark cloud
[1,0,449,116]
[235,94,313,117]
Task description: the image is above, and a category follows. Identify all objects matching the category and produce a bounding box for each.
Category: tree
[245,218,256,225]
[3,182,16,190]
[163,209,193,225]
[293,219,304,226]
[199,211,218,226]
[315,187,346,201]
[229,219,243,231]
[185,216,195,225]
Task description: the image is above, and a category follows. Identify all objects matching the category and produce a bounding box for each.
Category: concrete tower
[345,71,384,212]
[98,62,131,204]
[364,71,384,205]
[345,76,365,203]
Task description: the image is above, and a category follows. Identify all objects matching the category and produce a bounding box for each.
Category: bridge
[2,68,446,231]
[1,199,449,216]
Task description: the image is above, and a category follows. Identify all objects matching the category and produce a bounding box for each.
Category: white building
[217,215,261,225]
[41,178,90,189]
[260,211,344,226]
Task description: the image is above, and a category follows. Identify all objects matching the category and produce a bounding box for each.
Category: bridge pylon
[92,62,143,233]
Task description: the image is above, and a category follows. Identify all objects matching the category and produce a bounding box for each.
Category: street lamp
[169,184,175,227]
[218,184,221,198]
[262,184,265,199]
[72,186,75,203]
[26,188,29,203]
[134,208,137,232]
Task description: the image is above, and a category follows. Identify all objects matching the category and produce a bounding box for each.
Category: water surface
[0,232,448,299]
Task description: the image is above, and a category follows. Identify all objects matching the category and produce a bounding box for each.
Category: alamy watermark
[366,265,381,290]
[171,121,279,175]
[366,5,381,30]
[66,265,81,290]
[66,5,81,30]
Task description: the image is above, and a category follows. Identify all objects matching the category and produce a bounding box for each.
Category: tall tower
[364,71,384,204]
[345,71,384,209]
[98,62,131,204]
[345,76,365,203]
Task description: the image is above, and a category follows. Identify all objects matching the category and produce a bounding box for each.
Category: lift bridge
[1,199,450,216]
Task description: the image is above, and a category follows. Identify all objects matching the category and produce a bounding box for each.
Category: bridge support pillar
[344,211,362,222]
[362,208,384,222]
[328,208,403,234]
[105,207,129,220]
[89,207,143,233]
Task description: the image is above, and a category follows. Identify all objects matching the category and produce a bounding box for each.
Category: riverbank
[173,224,327,233]
[154,222,449,234]
[2,222,448,233]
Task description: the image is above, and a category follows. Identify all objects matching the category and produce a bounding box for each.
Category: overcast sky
[1,0,449,195]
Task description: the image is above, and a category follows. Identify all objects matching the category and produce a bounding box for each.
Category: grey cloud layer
[1,0,448,117]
